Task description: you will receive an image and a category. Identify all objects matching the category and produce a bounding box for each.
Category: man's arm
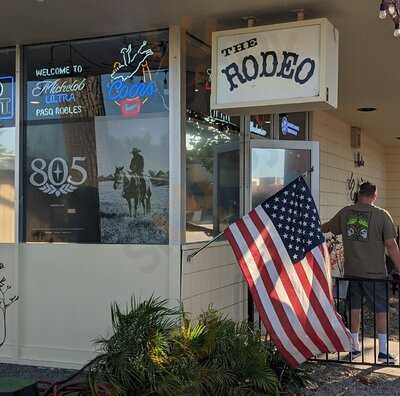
[385,239,400,273]
[321,210,342,235]
[321,222,331,233]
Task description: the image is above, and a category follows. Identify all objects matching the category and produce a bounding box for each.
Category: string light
[379,1,400,38]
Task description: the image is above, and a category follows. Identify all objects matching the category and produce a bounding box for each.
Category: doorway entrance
[243,117,320,324]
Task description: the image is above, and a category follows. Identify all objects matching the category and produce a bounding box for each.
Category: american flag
[225,177,352,367]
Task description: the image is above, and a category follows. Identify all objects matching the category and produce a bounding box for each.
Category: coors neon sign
[211,18,339,113]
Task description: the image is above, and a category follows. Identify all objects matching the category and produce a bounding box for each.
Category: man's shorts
[347,280,389,313]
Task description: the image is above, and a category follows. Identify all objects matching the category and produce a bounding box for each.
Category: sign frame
[0,75,14,121]
[211,18,339,114]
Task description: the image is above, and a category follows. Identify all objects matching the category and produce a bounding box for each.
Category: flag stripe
[230,222,305,362]
[294,256,346,352]
[244,212,328,354]
[254,207,338,352]
[312,251,351,345]
[237,217,314,359]
[316,244,334,303]
[225,226,301,367]
[303,252,351,350]
[225,177,352,366]
[309,249,336,305]
[247,211,331,354]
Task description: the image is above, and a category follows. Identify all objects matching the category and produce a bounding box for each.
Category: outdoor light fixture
[379,1,400,37]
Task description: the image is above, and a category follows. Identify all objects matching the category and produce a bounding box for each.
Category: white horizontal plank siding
[182,242,246,322]
[313,111,387,224]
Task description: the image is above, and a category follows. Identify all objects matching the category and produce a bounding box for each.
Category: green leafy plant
[88,296,181,395]
[0,262,19,349]
[88,297,306,396]
[169,308,280,396]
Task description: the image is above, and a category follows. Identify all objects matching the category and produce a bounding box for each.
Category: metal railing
[249,277,400,367]
[325,276,400,366]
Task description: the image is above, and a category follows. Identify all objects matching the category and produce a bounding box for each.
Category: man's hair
[358,182,377,198]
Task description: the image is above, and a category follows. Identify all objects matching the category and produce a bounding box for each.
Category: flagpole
[187,232,225,262]
[186,166,314,262]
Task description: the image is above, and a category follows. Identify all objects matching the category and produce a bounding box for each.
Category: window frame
[21,29,171,245]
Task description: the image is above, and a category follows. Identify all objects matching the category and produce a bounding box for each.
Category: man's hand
[391,269,400,294]
[385,238,400,273]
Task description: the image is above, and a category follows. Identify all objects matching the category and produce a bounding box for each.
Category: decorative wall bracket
[354,152,365,168]
[347,172,366,202]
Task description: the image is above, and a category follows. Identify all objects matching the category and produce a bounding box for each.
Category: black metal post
[348,281,352,362]
[398,279,400,361]
[336,278,340,361]
[248,289,254,325]
[361,282,364,363]
[386,280,389,364]
[373,281,377,364]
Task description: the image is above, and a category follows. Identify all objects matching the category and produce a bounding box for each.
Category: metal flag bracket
[186,166,314,263]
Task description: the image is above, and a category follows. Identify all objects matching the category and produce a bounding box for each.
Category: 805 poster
[24,31,170,244]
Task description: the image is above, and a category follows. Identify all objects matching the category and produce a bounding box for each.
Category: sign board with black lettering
[211,18,339,113]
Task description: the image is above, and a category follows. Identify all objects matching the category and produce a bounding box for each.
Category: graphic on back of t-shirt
[346,211,370,242]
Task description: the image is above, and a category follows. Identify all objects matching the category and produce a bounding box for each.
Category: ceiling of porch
[1,0,398,145]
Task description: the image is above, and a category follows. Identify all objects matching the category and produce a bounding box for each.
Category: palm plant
[170,308,279,396]
[88,298,306,396]
[88,296,181,395]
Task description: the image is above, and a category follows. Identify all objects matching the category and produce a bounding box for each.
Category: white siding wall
[385,146,400,227]
[312,111,387,223]
[0,244,170,369]
[182,242,246,322]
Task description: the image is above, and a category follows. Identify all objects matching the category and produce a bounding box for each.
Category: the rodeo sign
[211,18,339,113]
[0,76,14,120]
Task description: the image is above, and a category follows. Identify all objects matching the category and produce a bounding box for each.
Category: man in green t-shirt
[322,182,400,363]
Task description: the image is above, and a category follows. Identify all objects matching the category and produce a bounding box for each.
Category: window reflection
[250,114,272,139]
[185,35,240,242]
[251,148,311,208]
[0,48,15,243]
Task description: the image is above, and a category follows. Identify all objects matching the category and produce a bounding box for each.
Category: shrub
[88,297,306,395]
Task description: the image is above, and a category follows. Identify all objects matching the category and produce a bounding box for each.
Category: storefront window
[23,30,169,244]
[186,35,240,243]
[0,48,16,243]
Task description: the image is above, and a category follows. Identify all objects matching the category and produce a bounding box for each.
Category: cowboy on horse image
[113,147,152,218]
[129,147,144,176]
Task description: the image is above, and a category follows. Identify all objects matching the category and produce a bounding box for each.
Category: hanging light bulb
[389,2,397,16]
[394,22,400,37]
[379,2,387,18]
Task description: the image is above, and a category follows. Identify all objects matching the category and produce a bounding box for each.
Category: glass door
[247,140,319,212]
[246,139,319,325]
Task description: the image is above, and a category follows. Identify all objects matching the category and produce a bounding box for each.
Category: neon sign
[281,116,300,136]
[0,76,14,120]
[108,41,157,117]
[111,41,153,82]
[105,80,156,101]
[250,120,267,137]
